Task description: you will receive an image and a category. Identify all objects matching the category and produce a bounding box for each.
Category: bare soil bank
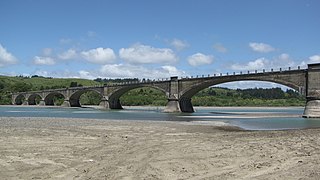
[0,117,319,179]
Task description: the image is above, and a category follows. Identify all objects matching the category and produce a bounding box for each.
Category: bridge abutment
[303,64,320,118]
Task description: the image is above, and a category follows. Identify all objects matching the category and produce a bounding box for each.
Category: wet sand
[1,117,320,179]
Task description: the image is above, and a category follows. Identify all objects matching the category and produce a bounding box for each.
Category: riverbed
[2,105,320,130]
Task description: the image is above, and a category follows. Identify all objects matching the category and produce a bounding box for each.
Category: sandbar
[0,117,319,179]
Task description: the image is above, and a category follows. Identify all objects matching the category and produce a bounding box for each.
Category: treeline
[192,87,305,106]
[120,87,305,107]
[94,78,139,85]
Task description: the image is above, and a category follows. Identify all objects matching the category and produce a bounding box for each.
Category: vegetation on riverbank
[119,87,305,107]
[0,75,305,106]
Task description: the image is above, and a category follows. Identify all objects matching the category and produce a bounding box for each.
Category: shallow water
[1,106,320,130]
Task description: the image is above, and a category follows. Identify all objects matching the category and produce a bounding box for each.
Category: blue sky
[1,0,319,88]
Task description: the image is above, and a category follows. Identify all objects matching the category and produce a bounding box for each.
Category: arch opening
[108,85,167,109]
[15,94,25,105]
[180,80,305,112]
[119,87,167,107]
[69,90,103,107]
[44,92,65,106]
[28,94,42,105]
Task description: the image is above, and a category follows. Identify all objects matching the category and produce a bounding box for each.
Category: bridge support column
[163,76,182,113]
[164,98,181,113]
[61,99,71,107]
[303,63,320,118]
[22,100,28,105]
[179,97,194,113]
[38,99,46,106]
[109,98,123,109]
[303,98,320,118]
[99,96,110,109]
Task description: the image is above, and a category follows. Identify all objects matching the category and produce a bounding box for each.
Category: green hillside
[0,75,101,104]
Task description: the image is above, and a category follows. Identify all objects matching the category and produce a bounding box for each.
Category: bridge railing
[180,66,304,80]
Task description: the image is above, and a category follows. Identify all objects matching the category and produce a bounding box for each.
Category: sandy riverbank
[0,117,320,179]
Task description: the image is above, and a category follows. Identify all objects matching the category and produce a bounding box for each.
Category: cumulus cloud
[33,56,55,65]
[249,42,275,53]
[187,53,214,66]
[274,53,295,67]
[42,48,53,56]
[231,58,268,71]
[300,55,320,67]
[81,47,116,64]
[119,44,178,64]
[58,49,77,60]
[213,43,227,53]
[169,38,189,51]
[0,44,18,67]
[307,55,320,64]
[59,38,72,44]
[100,64,186,79]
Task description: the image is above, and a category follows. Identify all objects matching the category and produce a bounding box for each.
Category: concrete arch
[69,89,103,107]
[28,93,42,105]
[181,79,300,100]
[44,92,65,106]
[179,77,304,113]
[108,85,168,109]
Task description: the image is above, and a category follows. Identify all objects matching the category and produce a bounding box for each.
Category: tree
[70,82,78,87]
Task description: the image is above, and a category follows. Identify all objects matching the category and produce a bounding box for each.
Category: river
[1,105,320,130]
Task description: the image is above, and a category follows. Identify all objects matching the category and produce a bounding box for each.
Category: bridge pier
[163,99,181,112]
[61,99,71,107]
[303,98,320,118]
[99,96,110,109]
[302,63,320,118]
[22,100,28,105]
[109,98,123,109]
[38,100,46,106]
[179,97,194,113]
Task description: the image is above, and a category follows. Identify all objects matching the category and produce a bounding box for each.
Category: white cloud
[58,49,77,60]
[100,64,186,79]
[249,42,275,53]
[119,44,178,64]
[78,70,96,79]
[308,55,320,64]
[42,48,53,56]
[59,38,72,44]
[33,56,55,65]
[169,39,189,51]
[187,53,214,66]
[231,58,268,71]
[0,44,18,67]
[81,47,116,64]
[300,55,320,67]
[213,43,227,53]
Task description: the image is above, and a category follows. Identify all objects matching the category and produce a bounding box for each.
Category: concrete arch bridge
[12,63,320,118]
